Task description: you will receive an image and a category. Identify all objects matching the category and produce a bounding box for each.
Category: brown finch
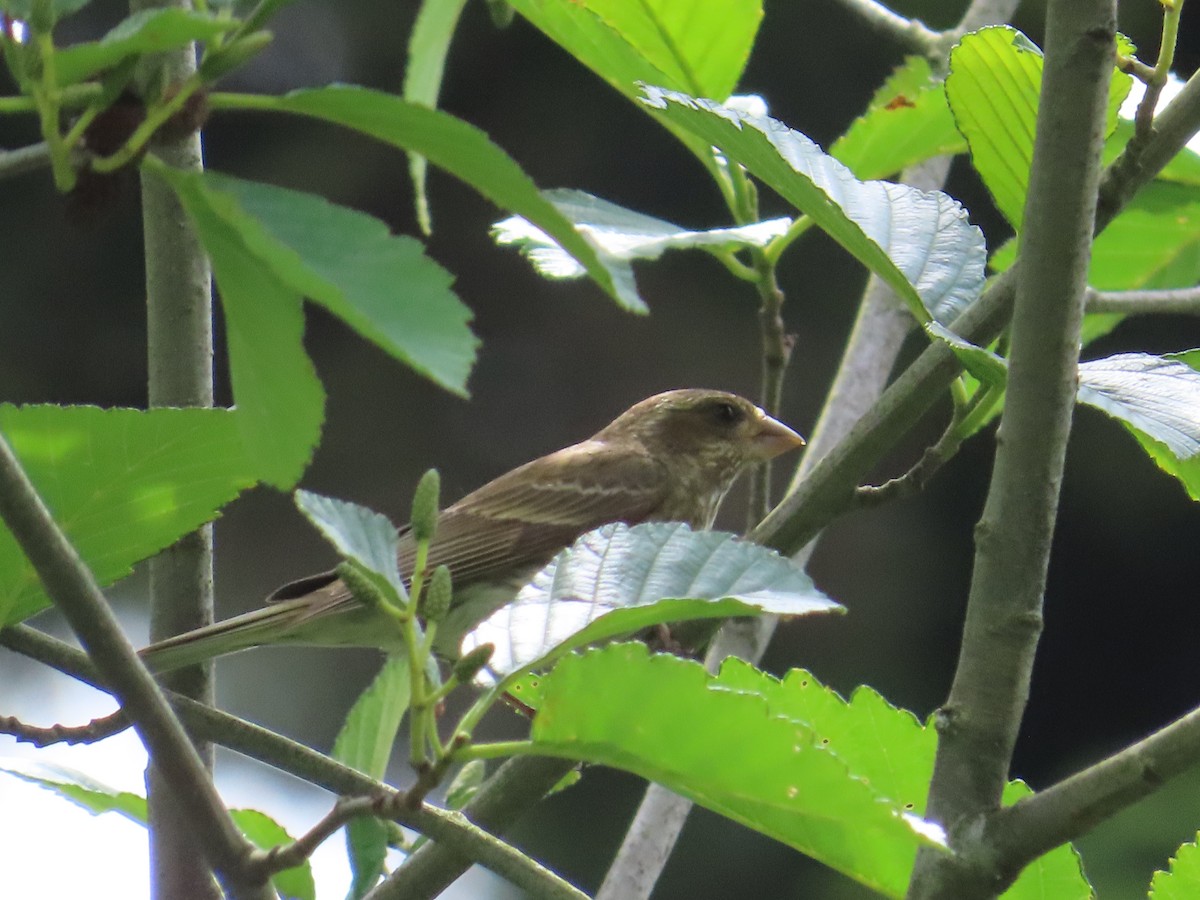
[141,389,804,671]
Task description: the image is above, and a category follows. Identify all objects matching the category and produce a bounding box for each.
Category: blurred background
[2,0,1200,896]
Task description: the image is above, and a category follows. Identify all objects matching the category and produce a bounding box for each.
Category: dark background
[3,0,1200,896]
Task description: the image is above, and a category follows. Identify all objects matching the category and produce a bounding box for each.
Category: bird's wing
[268,441,669,619]
[419,440,670,583]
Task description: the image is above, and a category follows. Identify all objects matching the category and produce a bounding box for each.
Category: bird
[140,389,805,672]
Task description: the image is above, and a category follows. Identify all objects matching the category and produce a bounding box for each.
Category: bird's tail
[139,598,315,673]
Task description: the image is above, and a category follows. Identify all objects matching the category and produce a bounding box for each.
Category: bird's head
[597,389,805,490]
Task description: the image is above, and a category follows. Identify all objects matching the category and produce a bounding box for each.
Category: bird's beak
[750,409,806,459]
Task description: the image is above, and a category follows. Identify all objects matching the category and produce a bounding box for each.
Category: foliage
[2,0,1200,898]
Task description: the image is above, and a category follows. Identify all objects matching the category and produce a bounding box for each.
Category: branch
[1,624,581,899]
[0,708,128,747]
[831,0,942,54]
[907,1,1117,896]
[747,255,793,526]
[988,701,1200,880]
[131,0,219,892]
[0,143,51,181]
[0,454,268,899]
[1086,285,1200,315]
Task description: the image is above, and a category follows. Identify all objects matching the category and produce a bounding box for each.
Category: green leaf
[1118,351,1200,501]
[1077,353,1200,460]
[0,759,148,822]
[403,0,471,235]
[493,189,790,310]
[506,0,761,101]
[831,56,966,180]
[231,808,317,900]
[713,660,935,815]
[0,0,90,22]
[924,321,1008,387]
[0,405,257,625]
[641,84,986,324]
[345,817,389,899]
[149,163,324,489]
[1088,181,1200,291]
[528,644,941,898]
[251,86,623,308]
[1150,832,1200,899]
[1000,782,1092,899]
[294,490,406,605]
[501,0,763,178]
[444,759,487,810]
[188,170,478,398]
[54,8,236,86]
[460,521,842,680]
[945,26,1131,230]
[333,653,412,897]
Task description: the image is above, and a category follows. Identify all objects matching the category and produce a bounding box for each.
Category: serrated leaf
[641,84,986,324]
[1150,832,1200,899]
[831,56,966,180]
[493,189,789,309]
[181,170,478,398]
[0,405,257,625]
[254,86,623,308]
[333,653,412,898]
[149,163,324,489]
[462,521,841,680]
[528,644,939,897]
[713,660,935,814]
[294,490,405,604]
[0,759,148,822]
[946,26,1131,230]
[403,0,471,235]
[54,8,236,86]
[1077,353,1200,459]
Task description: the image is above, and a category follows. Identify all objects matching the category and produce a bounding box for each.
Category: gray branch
[1086,285,1200,315]
[908,1,1118,896]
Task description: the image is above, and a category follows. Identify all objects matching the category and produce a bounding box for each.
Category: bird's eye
[709,400,743,426]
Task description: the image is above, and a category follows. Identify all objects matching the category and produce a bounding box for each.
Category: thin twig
[1086,285,1200,315]
[0,142,51,180]
[854,415,964,508]
[831,0,942,54]
[1132,0,1182,140]
[746,257,793,528]
[0,708,128,747]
